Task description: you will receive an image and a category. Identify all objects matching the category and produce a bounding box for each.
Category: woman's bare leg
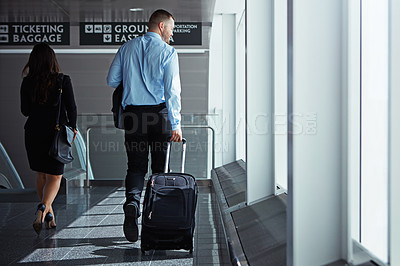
[33,172,48,234]
[36,172,46,201]
[41,174,62,224]
[47,205,57,228]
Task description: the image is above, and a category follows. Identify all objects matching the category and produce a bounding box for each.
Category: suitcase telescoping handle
[164,138,187,173]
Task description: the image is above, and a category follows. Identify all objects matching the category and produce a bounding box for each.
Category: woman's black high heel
[33,203,45,235]
[45,212,56,229]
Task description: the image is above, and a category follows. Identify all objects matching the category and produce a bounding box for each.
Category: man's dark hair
[148,9,175,28]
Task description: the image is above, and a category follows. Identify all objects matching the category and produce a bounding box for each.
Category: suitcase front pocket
[147,187,189,228]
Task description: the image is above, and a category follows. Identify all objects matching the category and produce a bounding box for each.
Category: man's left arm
[163,50,182,138]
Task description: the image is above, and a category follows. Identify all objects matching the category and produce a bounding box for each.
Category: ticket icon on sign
[0,25,8,33]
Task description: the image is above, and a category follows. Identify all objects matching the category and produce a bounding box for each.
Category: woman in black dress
[20,43,77,235]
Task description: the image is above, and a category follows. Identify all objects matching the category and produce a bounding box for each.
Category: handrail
[85,124,215,187]
[85,127,92,187]
[77,113,218,116]
[0,143,24,189]
[181,125,215,169]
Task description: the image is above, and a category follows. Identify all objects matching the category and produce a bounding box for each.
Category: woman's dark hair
[148,9,175,29]
[22,43,60,104]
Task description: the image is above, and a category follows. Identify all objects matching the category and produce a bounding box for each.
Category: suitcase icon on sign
[0,35,9,43]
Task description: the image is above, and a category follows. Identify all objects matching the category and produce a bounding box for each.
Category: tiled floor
[0,185,229,265]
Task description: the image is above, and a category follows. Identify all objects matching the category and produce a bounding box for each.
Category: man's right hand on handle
[170,129,182,142]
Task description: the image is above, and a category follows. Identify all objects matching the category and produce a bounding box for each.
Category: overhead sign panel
[0,23,70,45]
[79,22,202,45]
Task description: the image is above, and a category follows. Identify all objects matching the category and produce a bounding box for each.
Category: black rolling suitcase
[141,138,198,254]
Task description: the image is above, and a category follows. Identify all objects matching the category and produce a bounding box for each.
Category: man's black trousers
[123,103,170,212]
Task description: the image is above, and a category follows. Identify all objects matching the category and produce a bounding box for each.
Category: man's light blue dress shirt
[107,32,181,130]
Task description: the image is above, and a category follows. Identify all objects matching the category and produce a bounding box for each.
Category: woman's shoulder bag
[48,74,75,164]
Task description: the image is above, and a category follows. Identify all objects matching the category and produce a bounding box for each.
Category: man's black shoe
[123,203,139,242]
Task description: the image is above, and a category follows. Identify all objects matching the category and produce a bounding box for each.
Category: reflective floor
[0,185,229,265]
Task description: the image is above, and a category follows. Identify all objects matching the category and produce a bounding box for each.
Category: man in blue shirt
[107,9,182,242]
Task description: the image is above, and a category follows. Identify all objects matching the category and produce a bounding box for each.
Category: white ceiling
[0,0,216,47]
[0,0,216,24]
